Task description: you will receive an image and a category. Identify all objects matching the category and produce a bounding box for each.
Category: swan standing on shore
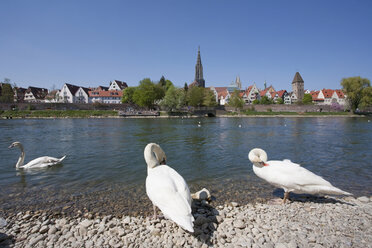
[248,148,352,203]
[9,141,66,169]
[144,143,194,232]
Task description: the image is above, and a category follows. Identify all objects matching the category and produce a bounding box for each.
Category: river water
[0,117,371,217]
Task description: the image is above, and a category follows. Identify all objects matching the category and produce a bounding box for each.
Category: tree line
[121,76,217,110]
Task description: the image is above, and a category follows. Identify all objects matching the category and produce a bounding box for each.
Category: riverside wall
[0,102,347,113]
[0,102,139,111]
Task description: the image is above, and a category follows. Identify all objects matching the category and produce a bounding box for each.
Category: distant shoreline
[0,114,365,119]
[0,109,367,119]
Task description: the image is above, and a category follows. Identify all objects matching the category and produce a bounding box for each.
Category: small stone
[123,216,131,224]
[0,218,7,228]
[79,226,87,236]
[48,226,57,235]
[42,219,50,226]
[231,202,239,207]
[287,240,298,248]
[80,219,93,228]
[194,216,208,226]
[191,188,211,200]
[39,226,49,234]
[150,228,161,236]
[357,196,370,203]
[29,235,45,246]
[85,240,94,248]
[233,219,245,229]
[22,214,32,220]
[30,225,40,234]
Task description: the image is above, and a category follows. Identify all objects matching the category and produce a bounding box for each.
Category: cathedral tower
[194,47,205,88]
[292,72,304,102]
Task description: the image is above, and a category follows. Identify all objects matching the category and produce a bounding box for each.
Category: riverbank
[1,195,371,248]
[0,109,364,119]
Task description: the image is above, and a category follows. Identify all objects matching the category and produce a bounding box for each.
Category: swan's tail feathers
[319,185,352,196]
[58,155,66,163]
[336,189,352,196]
[167,212,194,233]
[176,214,194,233]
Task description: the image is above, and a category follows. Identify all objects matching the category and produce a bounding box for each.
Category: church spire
[194,46,205,87]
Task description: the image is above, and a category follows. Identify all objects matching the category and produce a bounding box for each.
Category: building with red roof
[89,90,123,104]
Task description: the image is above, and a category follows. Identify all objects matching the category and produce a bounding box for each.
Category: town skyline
[1,1,371,91]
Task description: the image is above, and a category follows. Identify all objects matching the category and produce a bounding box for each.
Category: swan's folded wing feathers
[166,166,192,205]
[146,167,192,216]
[266,160,333,189]
[146,166,194,231]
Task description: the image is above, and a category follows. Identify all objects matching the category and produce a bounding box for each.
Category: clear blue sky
[1,0,371,91]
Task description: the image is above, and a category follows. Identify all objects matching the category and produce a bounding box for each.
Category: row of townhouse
[210,83,294,105]
[210,84,346,106]
[308,89,346,105]
[56,80,127,104]
[9,80,128,104]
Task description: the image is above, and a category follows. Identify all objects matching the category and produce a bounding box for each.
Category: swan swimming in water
[9,141,66,169]
[144,143,194,232]
[248,148,352,203]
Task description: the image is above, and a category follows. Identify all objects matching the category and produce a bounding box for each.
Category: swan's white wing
[146,165,194,232]
[23,156,65,169]
[256,160,350,195]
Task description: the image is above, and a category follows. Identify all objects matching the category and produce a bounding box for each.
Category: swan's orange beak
[263,163,269,166]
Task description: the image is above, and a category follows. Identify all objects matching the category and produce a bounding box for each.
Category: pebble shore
[1,195,371,248]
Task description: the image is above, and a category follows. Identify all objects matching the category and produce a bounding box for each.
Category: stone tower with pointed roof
[194,47,205,88]
[235,76,242,89]
[292,72,304,102]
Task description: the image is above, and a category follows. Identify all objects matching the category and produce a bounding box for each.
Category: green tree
[157,76,174,92]
[341,76,371,111]
[228,90,244,109]
[260,96,272,105]
[0,82,14,103]
[276,98,284,104]
[302,93,313,105]
[252,99,260,104]
[133,78,165,108]
[122,87,137,104]
[164,80,173,92]
[203,88,217,107]
[158,76,166,88]
[161,86,186,111]
[187,86,204,107]
[360,87,372,109]
[184,83,188,92]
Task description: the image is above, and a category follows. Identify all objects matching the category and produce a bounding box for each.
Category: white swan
[248,148,352,203]
[144,143,194,232]
[9,141,66,169]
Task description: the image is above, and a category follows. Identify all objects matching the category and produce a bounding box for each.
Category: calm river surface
[1,117,371,217]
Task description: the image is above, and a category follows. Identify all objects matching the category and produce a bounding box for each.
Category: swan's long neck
[144,144,159,169]
[16,144,25,169]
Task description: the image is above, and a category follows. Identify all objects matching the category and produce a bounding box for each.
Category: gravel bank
[1,196,371,248]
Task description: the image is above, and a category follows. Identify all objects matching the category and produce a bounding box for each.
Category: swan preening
[248,148,352,203]
[144,143,194,232]
[9,141,66,169]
